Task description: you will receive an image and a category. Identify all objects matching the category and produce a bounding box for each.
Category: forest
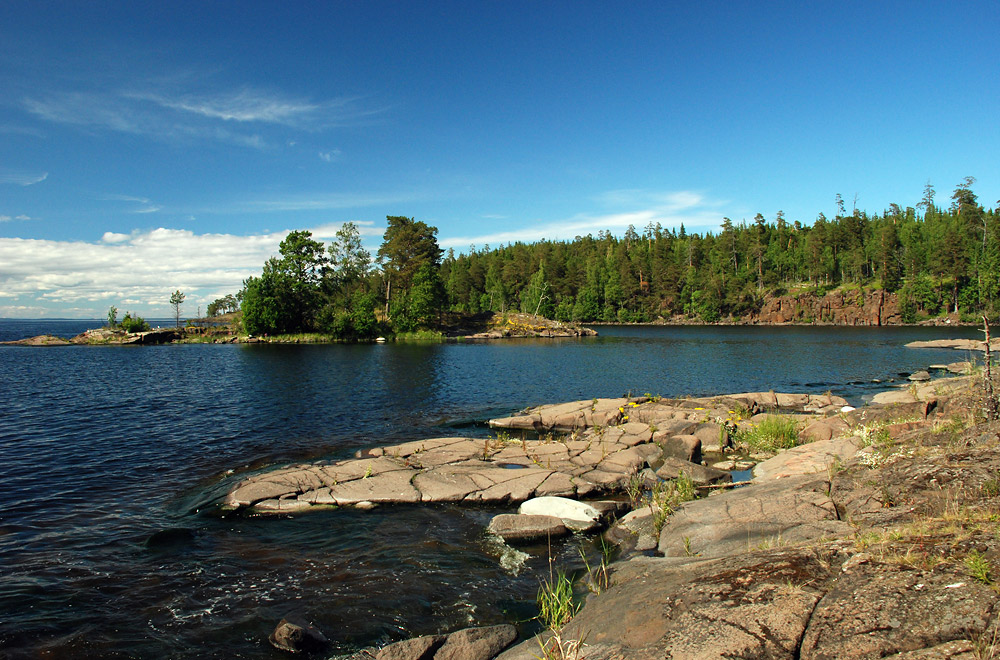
[225,178,999,339]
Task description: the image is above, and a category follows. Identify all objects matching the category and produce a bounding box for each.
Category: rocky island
[1,312,596,346]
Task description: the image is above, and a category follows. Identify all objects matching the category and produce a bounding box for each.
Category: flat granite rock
[752,435,860,481]
[800,561,998,660]
[654,456,731,485]
[658,474,852,558]
[496,547,838,660]
[223,389,875,514]
[486,513,569,542]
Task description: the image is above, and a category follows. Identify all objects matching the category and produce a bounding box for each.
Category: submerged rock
[486,514,568,543]
[269,617,328,654]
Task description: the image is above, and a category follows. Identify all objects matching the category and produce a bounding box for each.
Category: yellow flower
[694,407,705,411]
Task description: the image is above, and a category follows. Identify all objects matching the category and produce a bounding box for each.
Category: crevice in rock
[793,585,826,660]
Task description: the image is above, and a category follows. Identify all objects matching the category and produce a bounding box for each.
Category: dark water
[0,322,981,658]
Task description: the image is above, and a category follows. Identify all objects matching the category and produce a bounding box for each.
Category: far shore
[0,309,983,348]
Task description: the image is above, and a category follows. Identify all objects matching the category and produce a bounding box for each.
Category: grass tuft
[738,416,801,452]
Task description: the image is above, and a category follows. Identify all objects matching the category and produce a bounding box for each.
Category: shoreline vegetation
[224,356,1000,659]
[0,303,984,347]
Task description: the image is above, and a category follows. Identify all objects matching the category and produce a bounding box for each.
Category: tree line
[223,179,999,338]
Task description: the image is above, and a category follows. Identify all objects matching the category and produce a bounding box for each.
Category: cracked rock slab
[800,562,999,660]
[497,547,837,660]
[658,474,852,558]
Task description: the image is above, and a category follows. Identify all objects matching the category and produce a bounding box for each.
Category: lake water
[0,321,982,658]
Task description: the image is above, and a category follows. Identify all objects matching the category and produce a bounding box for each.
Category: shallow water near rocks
[0,321,980,657]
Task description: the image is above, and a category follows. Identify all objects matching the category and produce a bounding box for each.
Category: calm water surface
[0,321,981,658]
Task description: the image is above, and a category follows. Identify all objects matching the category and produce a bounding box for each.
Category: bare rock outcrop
[750,288,901,326]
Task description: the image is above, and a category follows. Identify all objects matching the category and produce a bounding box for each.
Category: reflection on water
[0,323,980,657]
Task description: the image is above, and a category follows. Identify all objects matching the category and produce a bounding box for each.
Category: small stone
[269,617,329,654]
[486,514,568,543]
[841,552,871,573]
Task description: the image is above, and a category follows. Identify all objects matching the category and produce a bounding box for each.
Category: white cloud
[0,171,48,186]
[318,149,341,162]
[439,189,727,250]
[22,84,386,148]
[99,194,150,203]
[99,193,161,214]
[128,88,326,124]
[0,221,378,317]
[0,214,34,222]
[238,191,429,213]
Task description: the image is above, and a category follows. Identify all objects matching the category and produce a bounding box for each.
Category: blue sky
[1,1,998,318]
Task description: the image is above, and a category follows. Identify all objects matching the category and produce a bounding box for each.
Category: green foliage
[967,550,994,585]
[241,231,329,335]
[239,177,1000,340]
[737,416,801,452]
[241,262,295,335]
[169,290,185,328]
[645,473,697,535]
[319,290,380,340]
[106,305,118,328]
[537,571,578,631]
[207,293,239,317]
[520,261,554,317]
[119,312,150,333]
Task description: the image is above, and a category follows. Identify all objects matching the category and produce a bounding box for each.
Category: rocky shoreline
[0,312,597,346]
[218,358,1000,659]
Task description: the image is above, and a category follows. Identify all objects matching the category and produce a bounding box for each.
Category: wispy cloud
[439,189,727,250]
[126,89,378,129]
[0,214,34,222]
[22,83,386,148]
[234,190,429,213]
[99,193,150,203]
[0,123,46,137]
[0,221,377,317]
[99,193,161,214]
[318,149,341,162]
[0,171,48,186]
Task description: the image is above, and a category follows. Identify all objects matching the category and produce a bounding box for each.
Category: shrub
[119,312,150,333]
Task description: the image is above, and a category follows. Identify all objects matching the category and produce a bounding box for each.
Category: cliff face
[748,289,900,326]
